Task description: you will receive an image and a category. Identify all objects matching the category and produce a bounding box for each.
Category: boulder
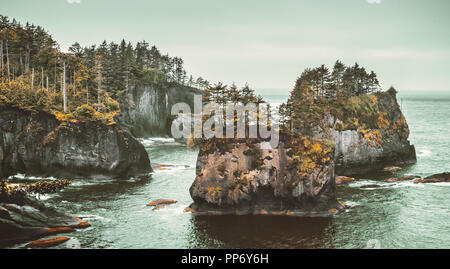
[146,199,177,207]
[335,176,356,185]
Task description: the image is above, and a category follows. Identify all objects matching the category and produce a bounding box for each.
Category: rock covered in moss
[311,90,416,175]
[0,105,152,179]
[188,136,340,216]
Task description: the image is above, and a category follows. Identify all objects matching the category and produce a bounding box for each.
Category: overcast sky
[2,0,450,92]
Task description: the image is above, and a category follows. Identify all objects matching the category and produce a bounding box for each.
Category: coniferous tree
[330,60,345,99]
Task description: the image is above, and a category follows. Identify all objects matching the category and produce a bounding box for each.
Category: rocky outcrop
[0,196,89,247]
[384,175,420,182]
[335,176,356,185]
[312,90,416,175]
[0,105,152,179]
[413,172,450,184]
[188,136,343,216]
[25,237,70,248]
[118,82,202,137]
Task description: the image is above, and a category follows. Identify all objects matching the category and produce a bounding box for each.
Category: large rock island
[280,63,416,175]
[188,136,344,216]
[0,105,151,179]
[187,63,416,216]
[312,89,416,175]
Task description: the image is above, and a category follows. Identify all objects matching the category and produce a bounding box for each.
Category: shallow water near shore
[7,90,450,249]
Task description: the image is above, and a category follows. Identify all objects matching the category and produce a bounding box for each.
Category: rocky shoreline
[0,195,91,248]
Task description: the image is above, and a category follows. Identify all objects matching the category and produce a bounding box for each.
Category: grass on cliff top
[0,75,120,126]
[291,90,401,132]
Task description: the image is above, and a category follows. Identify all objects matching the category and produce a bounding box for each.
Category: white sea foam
[76,214,110,222]
[348,179,378,188]
[138,137,176,147]
[8,174,58,181]
[429,182,450,187]
[343,200,360,207]
[417,147,433,157]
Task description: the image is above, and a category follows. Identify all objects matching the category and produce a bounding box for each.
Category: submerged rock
[383,166,402,172]
[384,175,419,182]
[335,176,356,185]
[25,237,70,249]
[146,199,177,207]
[413,173,450,184]
[188,136,340,217]
[0,105,152,179]
[360,184,383,189]
[41,227,75,236]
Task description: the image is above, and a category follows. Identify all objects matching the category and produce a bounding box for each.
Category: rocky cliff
[0,105,152,179]
[118,82,202,137]
[308,89,416,175]
[188,136,346,216]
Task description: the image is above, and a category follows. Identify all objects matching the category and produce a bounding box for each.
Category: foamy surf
[417,147,433,157]
[8,174,58,181]
[138,137,182,147]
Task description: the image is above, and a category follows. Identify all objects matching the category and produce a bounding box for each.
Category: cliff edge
[119,82,202,137]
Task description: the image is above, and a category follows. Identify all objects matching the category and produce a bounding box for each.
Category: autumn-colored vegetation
[0,15,204,126]
[279,62,409,146]
[0,179,72,204]
[284,133,335,178]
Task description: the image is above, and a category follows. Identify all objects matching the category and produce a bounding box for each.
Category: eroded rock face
[189,138,339,216]
[0,106,152,179]
[118,82,202,137]
[313,91,416,175]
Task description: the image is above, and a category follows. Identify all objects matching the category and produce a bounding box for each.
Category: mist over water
[8,90,450,249]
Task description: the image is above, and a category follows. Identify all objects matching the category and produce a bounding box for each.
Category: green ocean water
[8,90,450,249]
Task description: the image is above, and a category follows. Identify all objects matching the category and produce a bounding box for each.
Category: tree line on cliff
[0,15,208,122]
[279,61,383,135]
